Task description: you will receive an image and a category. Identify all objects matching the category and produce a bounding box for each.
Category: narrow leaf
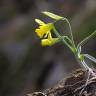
[42,11,63,20]
[35,19,45,25]
[77,30,96,48]
[84,54,96,63]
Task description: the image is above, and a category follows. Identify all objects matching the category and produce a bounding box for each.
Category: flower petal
[35,19,45,25]
[35,23,53,38]
[41,38,59,46]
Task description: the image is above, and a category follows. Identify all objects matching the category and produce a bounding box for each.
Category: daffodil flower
[35,19,59,46]
[41,32,59,46]
[35,19,53,38]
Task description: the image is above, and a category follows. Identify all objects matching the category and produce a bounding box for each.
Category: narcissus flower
[35,19,59,46]
[35,19,53,38]
[41,32,59,46]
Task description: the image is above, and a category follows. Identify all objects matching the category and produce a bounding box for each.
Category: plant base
[28,69,96,96]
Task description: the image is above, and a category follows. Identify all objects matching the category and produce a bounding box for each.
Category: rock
[28,69,96,96]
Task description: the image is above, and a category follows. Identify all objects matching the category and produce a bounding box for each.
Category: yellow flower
[35,19,53,38]
[35,19,59,46]
[41,38,59,46]
[41,32,59,46]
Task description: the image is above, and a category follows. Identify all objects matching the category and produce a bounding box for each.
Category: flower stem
[53,26,73,50]
[63,18,76,48]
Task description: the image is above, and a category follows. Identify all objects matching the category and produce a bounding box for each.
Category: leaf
[42,11,63,20]
[35,19,45,25]
[77,30,96,48]
[84,54,96,63]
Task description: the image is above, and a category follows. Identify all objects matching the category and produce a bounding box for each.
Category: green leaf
[42,11,63,20]
[77,30,96,48]
[84,54,96,63]
[35,19,45,25]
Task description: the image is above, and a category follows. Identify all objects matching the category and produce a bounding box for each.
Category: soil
[28,69,96,96]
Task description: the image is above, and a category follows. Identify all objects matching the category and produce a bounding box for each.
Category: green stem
[63,18,76,48]
[60,36,72,45]
[53,23,93,72]
[53,25,73,50]
[75,54,90,70]
[53,18,76,48]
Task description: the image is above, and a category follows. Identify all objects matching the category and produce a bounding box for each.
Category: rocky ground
[29,69,96,96]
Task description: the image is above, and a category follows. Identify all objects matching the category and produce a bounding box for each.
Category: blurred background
[0,0,96,96]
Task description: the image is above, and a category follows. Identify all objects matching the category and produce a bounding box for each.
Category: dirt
[28,69,96,96]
